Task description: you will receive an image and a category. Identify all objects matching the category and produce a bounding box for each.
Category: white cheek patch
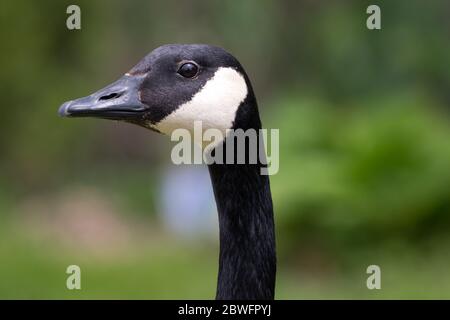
[154,67,248,139]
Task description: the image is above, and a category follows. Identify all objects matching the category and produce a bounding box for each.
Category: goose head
[59,44,257,141]
[58,44,276,300]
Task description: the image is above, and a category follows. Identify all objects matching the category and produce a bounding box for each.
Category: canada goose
[59,44,276,300]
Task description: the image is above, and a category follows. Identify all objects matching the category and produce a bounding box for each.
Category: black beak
[58,73,148,120]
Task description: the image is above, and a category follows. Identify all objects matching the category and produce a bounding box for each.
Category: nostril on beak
[98,92,123,101]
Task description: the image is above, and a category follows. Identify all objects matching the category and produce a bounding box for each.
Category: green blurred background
[1,0,450,299]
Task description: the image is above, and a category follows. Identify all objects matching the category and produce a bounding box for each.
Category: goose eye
[177,62,199,78]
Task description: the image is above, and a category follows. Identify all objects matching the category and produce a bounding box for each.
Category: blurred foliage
[271,94,450,253]
[0,0,449,298]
